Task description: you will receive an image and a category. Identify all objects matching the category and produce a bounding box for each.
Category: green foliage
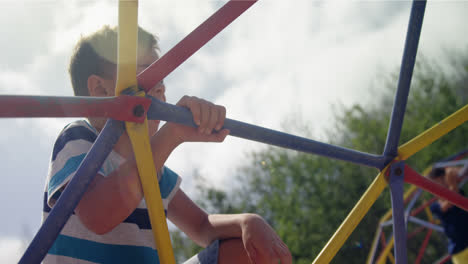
[170,52,468,263]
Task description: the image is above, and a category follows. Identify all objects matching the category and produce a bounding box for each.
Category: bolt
[133,104,145,117]
[395,167,403,176]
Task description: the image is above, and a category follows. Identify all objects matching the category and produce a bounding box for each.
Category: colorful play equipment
[0,0,467,263]
[367,150,468,264]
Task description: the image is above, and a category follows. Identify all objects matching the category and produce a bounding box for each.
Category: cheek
[148,120,161,135]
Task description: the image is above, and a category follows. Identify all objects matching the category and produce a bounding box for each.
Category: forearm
[197,213,248,246]
[76,126,182,234]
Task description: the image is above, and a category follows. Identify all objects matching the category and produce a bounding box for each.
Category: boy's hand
[165,96,230,143]
[241,214,292,264]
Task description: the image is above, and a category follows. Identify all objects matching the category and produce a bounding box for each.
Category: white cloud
[0,237,25,264]
[1,0,468,248]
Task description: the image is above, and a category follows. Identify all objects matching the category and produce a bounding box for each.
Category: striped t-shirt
[42,120,181,264]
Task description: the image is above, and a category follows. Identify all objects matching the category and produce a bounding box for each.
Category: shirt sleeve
[46,121,118,208]
[430,202,442,219]
[160,166,182,210]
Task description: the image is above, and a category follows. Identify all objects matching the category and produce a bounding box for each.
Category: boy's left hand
[241,214,292,264]
[164,95,230,144]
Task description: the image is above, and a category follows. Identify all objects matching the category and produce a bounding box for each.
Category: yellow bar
[312,168,388,264]
[377,237,395,264]
[399,104,468,160]
[388,251,396,264]
[424,205,434,222]
[116,1,175,263]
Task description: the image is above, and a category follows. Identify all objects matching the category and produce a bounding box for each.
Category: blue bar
[433,159,467,169]
[383,0,427,160]
[389,161,408,264]
[407,216,444,233]
[147,97,386,169]
[19,119,125,264]
[404,189,422,218]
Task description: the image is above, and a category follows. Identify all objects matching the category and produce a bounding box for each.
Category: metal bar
[405,189,422,218]
[407,226,425,240]
[382,0,426,159]
[377,236,395,264]
[404,165,468,211]
[147,97,386,168]
[19,119,124,264]
[381,220,394,228]
[312,170,388,264]
[407,216,444,233]
[0,95,150,122]
[389,161,408,264]
[415,228,433,264]
[116,1,175,263]
[137,0,257,92]
[433,159,468,169]
[434,254,451,264]
[438,148,468,162]
[380,230,388,248]
[411,197,437,217]
[367,226,383,264]
[398,104,468,160]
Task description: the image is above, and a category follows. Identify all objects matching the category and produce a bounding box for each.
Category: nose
[148,80,166,101]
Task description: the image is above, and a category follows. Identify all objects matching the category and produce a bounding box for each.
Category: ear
[87,74,108,96]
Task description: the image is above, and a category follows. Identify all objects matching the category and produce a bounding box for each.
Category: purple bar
[19,119,125,264]
[146,96,386,168]
[389,161,408,264]
[383,0,426,159]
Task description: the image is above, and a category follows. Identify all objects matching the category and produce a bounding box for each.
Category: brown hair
[428,167,446,179]
[68,25,158,96]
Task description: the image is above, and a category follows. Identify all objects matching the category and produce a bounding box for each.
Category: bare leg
[218,238,250,264]
[218,238,270,264]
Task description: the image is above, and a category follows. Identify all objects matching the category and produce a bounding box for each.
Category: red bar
[435,254,452,264]
[404,188,418,204]
[0,95,150,123]
[404,165,468,212]
[410,197,437,217]
[407,226,425,240]
[415,228,432,264]
[137,0,257,92]
[380,230,387,248]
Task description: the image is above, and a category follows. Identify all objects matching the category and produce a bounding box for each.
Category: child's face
[137,48,165,136]
[434,176,447,187]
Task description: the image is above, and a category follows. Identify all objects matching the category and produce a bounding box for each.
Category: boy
[42,25,292,264]
[429,166,468,264]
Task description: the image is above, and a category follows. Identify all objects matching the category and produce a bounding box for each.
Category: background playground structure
[0,0,468,263]
[368,153,468,264]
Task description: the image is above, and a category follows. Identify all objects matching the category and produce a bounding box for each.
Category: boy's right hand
[164,95,230,143]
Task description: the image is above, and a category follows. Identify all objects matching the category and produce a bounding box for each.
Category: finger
[273,242,292,264]
[199,101,211,134]
[245,243,259,264]
[215,105,226,131]
[178,96,201,126]
[205,129,229,142]
[207,105,219,134]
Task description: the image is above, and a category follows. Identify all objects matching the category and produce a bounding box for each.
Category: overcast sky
[1,0,468,262]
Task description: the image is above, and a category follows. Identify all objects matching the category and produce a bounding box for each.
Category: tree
[170,51,468,263]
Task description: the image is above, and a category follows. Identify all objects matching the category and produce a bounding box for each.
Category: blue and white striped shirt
[42,120,181,264]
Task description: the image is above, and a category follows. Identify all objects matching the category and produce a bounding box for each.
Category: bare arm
[167,189,292,264]
[75,125,182,234]
[74,96,229,234]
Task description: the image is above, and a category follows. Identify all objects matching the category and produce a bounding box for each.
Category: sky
[0,0,468,262]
